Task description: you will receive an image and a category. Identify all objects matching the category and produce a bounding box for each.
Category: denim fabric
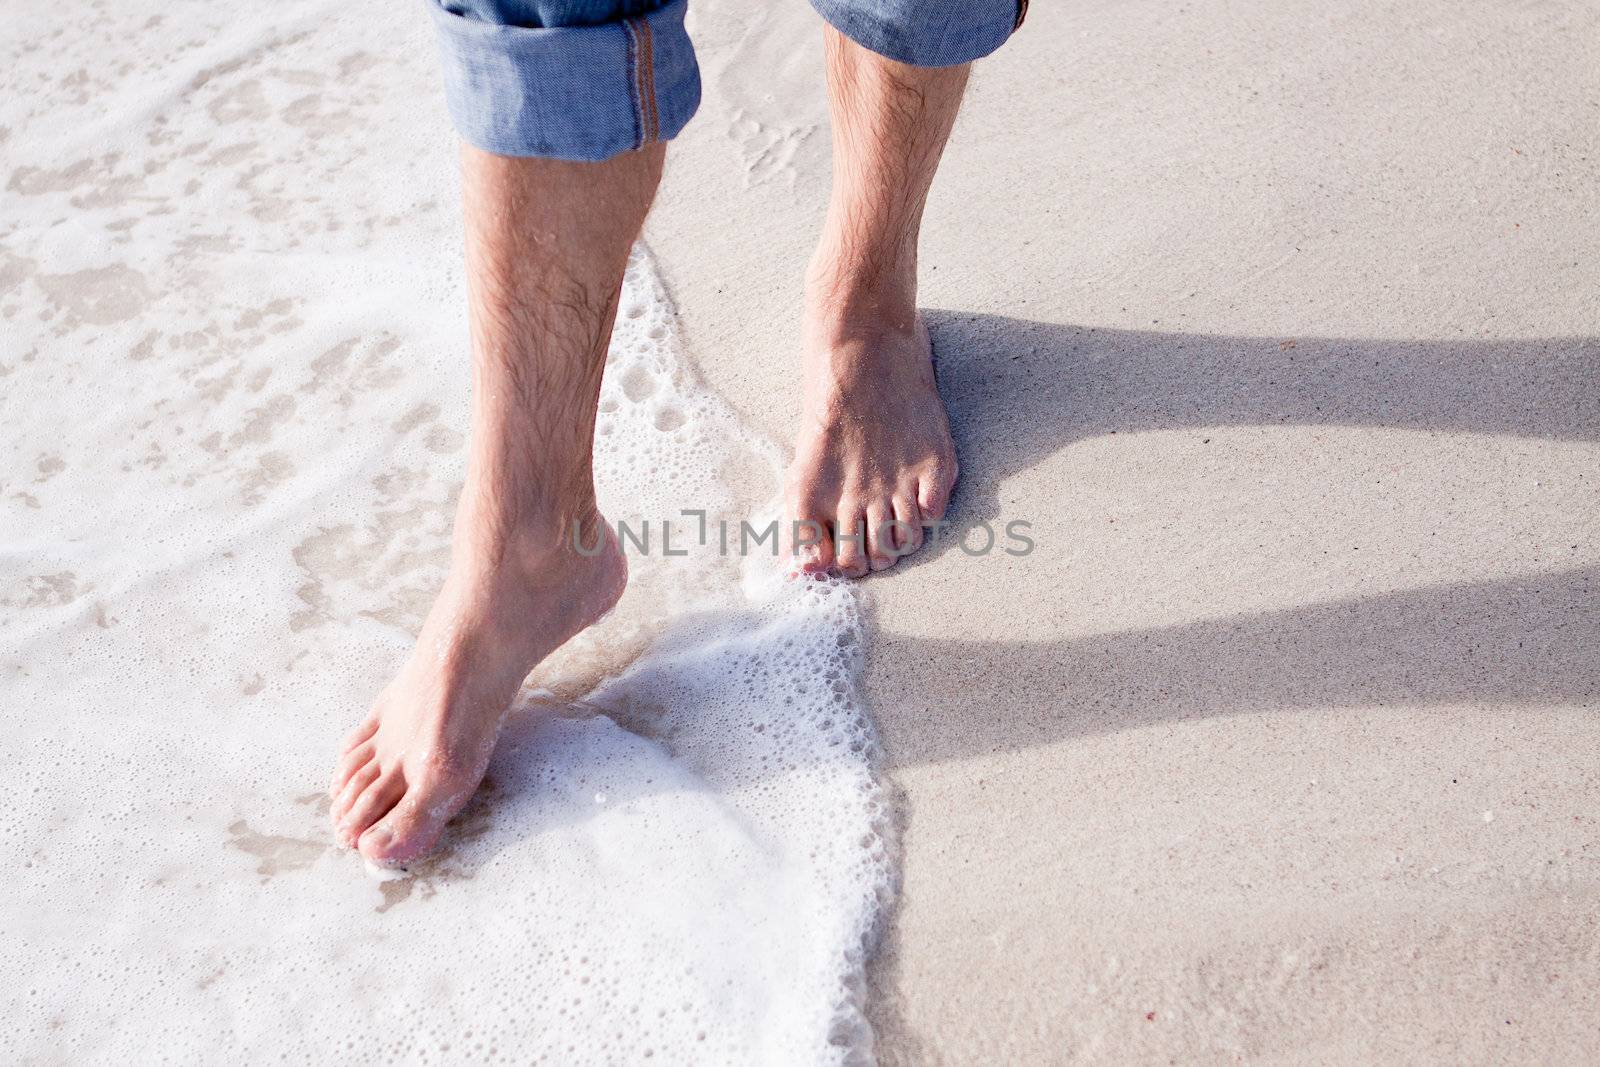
[429,0,699,161]
[809,0,1026,67]
[429,0,1025,161]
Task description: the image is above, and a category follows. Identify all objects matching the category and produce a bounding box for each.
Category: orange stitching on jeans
[624,19,645,145]
[625,16,659,145]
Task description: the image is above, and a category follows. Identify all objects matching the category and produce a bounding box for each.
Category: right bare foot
[324,141,663,868]
[327,512,625,867]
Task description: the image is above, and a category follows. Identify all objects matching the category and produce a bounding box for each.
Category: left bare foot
[328,512,626,867]
[785,275,958,578]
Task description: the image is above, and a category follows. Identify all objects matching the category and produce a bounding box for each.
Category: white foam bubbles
[1,4,889,1063]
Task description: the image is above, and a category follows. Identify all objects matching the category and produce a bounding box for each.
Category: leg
[328,143,662,865]
[786,27,969,577]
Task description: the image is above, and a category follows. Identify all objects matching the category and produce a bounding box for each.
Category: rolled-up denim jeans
[429,0,1027,162]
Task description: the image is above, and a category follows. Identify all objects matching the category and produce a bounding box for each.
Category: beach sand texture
[5,0,1600,1062]
[650,0,1600,1061]
[4,3,890,1061]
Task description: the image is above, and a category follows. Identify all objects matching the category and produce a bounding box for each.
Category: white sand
[2,5,888,1062]
[5,0,1599,1061]
[653,0,1600,1060]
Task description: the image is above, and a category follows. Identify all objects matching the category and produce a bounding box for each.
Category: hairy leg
[787,27,968,577]
[328,143,664,866]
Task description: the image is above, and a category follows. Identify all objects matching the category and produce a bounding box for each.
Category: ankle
[804,239,919,333]
[451,489,606,578]
[802,269,928,377]
[441,504,623,645]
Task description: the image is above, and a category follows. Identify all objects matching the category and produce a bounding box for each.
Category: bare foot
[785,284,958,578]
[328,514,625,866]
[785,23,970,577]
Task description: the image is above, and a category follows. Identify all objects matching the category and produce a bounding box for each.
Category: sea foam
[1,3,889,1062]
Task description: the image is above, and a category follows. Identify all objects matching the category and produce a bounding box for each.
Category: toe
[339,716,378,755]
[786,491,835,575]
[917,462,956,523]
[892,493,924,556]
[329,740,375,797]
[865,502,898,572]
[338,770,405,850]
[358,767,476,866]
[833,505,869,578]
[330,758,380,825]
[794,517,834,575]
[358,796,442,868]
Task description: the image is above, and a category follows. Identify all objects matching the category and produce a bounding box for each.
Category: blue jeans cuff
[808,0,1025,67]
[428,0,701,161]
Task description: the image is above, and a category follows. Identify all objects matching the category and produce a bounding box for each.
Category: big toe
[918,459,957,522]
[356,770,473,867]
[785,494,836,575]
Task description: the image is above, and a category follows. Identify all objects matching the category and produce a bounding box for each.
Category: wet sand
[5,0,1596,1059]
[2,3,886,1059]
[653,0,1600,1060]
